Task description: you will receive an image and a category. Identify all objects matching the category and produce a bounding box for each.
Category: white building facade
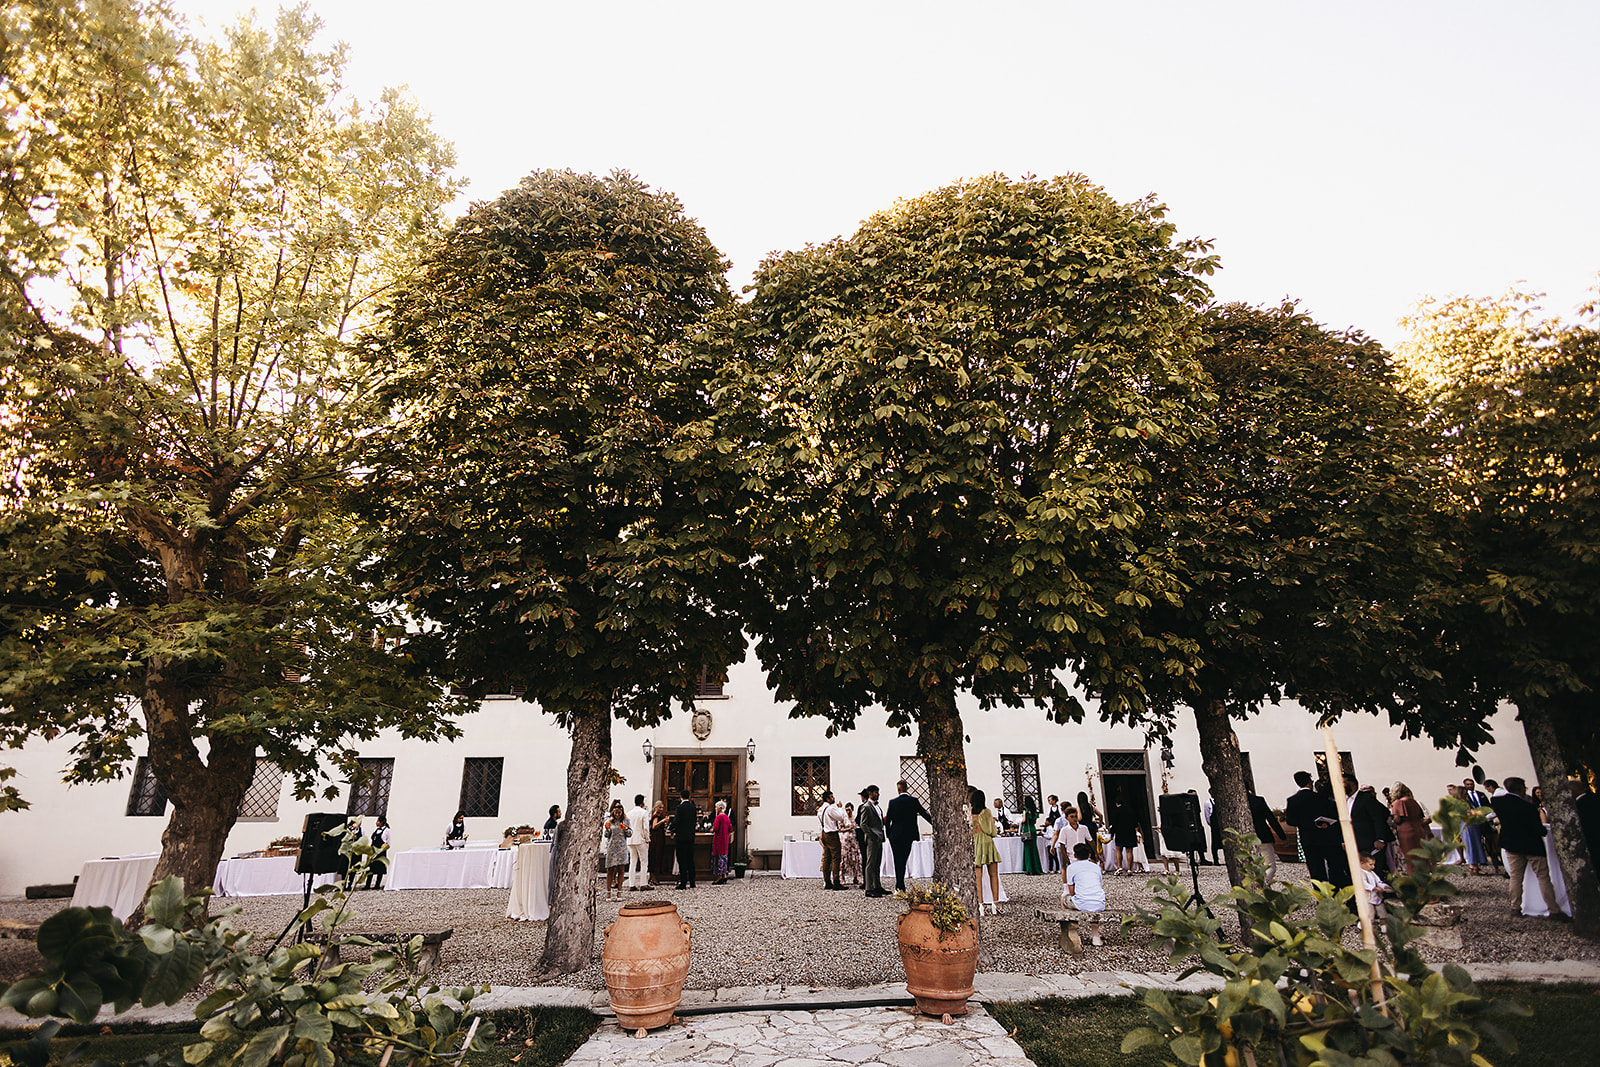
[0,648,1536,896]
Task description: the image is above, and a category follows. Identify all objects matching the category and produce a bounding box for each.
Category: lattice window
[695,665,727,699]
[346,757,394,817]
[238,760,286,819]
[1313,751,1355,792]
[126,757,167,817]
[1100,751,1148,773]
[899,756,931,811]
[791,756,830,816]
[459,757,504,818]
[999,754,1041,811]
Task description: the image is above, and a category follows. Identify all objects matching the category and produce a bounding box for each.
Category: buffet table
[994,836,1049,874]
[505,841,553,921]
[387,844,516,891]
[779,838,935,880]
[70,854,159,920]
[214,855,340,897]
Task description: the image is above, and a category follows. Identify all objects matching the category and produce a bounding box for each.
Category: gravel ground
[3,863,1596,993]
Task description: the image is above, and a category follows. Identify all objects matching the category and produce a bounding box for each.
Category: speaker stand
[266,872,316,953]
[1183,851,1212,918]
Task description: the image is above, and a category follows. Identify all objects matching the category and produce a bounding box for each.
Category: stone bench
[1035,908,1128,957]
[0,918,40,940]
[307,928,454,975]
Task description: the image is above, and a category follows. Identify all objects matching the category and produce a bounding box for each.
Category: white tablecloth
[780,838,934,879]
[71,855,159,920]
[387,846,516,890]
[1428,824,1463,866]
[506,841,552,921]
[1515,836,1571,918]
[995,836,1049,874]
[214,855,340,897]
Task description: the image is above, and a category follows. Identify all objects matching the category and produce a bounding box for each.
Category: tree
[361,169,745,976]
[697,174,1217,938]
[1400,288,1600,936]
[0,1,467,900]
[1122,303,1498,895]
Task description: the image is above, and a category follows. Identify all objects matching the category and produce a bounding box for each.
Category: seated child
[1062,841,1106,912]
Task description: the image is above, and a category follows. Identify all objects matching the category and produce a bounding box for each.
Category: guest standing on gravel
[1491,777,1570,921]
[1043,795,1062,873]
[673,791,699,889]
[971,786,1003,914]
[1020,796,1043,875]
[884,780,932,891]
[626,794,651,891]
[711,800,733,884]
[817,790,849,890]
[858,785,887,897]
[1388,782,1428,874]
[363,815,391,890]
[648,801,673,886]
[841,802,864,886]
[1285,771,1345,886]
[603,800,630,901]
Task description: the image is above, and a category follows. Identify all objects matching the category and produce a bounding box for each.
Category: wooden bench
[1035,908,1128,957]
[749,849,782,872]
[308,929,454,975]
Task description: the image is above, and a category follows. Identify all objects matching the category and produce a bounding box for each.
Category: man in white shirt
[626,793,651,891]
[1056,806,1094,882]
[817,790,850,890]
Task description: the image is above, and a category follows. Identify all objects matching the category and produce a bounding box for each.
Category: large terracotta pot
[602,900,693,1034]
[896,903,978,1018]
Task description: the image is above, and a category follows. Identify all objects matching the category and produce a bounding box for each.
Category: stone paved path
[567,1005,1033,1067]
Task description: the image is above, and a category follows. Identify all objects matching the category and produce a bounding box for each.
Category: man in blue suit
[883,779,933,891]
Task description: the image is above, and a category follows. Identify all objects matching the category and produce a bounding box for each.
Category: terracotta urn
[601,900,693,1034]
[896,903,978,1018]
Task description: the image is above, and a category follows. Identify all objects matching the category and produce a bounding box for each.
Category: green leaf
[54,976,101,1025]
[145,877,186,927]
[237,1024,292,1067]
[182,1039,216,1064]
[1170,1033,1206,1065]
[1,978,53,1013]
[294,1008,335,1043]
[143,938,204,1006]
[1121,1027,1164,1053]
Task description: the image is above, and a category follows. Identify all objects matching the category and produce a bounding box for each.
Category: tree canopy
[362,168,743,974]
[0,0,467,896]
[698,173,1218,922]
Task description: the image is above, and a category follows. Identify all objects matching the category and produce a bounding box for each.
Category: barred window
[791,756,830,816]
[1099,751,1148,773]
[459,757,504,818]
[999,754,1041,812]
[346,757,394,817]
[899,757,931,811]
[238,760,286,819]
[695,665,727,699]
[126,757,167,817]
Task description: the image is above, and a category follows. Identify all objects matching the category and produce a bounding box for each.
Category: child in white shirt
[1360,854,1390,918]
[1062,842,1106,912]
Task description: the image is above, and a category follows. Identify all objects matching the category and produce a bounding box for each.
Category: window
[899,756,931,811]
[238,760,286,819]
[999,754,1041,811]
[346,757,394,817]
[1099,751,1148,772]
[126,757,167,817]
[459,757,504,818]
[695,665,726,699]
[791,756,830,816]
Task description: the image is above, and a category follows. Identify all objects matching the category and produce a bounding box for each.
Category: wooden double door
[658,751,744,879]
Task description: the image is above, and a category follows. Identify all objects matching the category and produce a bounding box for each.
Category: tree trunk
[141,677,256,922]
[536,704,612,976]
[917,685,991,967]
[1519,699,1600,939]
[1192,695,1253,936]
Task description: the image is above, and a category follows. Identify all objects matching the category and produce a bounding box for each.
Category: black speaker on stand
[1158,792,1212,916]
[273,813,350,948]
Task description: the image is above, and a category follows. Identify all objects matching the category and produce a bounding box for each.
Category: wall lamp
[747,737,757,763]
[643,739,653,763]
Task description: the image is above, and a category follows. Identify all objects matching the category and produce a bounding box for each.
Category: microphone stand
[1184,850,1213,918]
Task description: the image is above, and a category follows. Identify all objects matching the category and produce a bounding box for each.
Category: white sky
[174,0,1598,347]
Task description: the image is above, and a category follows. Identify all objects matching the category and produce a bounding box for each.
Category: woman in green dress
[1019,795,1044,875]
[971,786,1003,914]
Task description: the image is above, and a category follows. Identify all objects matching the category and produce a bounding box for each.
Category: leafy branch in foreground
[0,831,491,1066]
[1121,797,1527,1067]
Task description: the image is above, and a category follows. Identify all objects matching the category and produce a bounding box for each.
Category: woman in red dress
[711,800,734,884]
[1389,782,1429,874]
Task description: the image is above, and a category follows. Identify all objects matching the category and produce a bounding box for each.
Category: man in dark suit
[1344,774,1392,877]
[1285,771,1346,886]
[1492,777,1568,920]
[883,779,933,891]
[858,785,888,897]
[1248,792,1288,881]
[672,791,698,889]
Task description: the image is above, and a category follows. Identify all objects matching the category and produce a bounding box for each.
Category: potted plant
[894,882,978,1021]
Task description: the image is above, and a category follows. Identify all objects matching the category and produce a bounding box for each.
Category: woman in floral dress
[603,799,631,901]
[840,802,864,886]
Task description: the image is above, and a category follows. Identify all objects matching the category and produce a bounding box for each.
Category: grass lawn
[0,1006,598,1067]
[987,983,1600,1067]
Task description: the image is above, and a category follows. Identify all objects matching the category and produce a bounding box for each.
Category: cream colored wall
[0,646,1536,896]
